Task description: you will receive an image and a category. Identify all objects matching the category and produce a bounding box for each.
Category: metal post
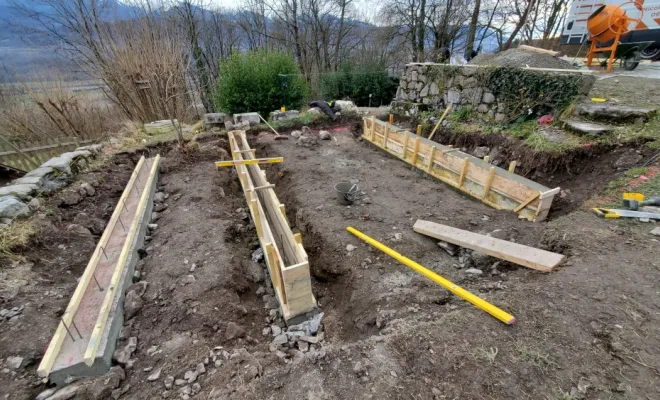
[70,320,83,339]
[62,319,76,342]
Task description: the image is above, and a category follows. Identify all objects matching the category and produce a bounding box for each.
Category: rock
[297,135,319,147]
[6,355,23,369]
[0,196,30,219]
[291,130,303,138]
[27,197,40,210]
[299,335,320,344]
[196,363,206,374]
[80,182,95,196]
[346,244,356,252]
[59,191,83,207]
[470,251,491,268]
[393,233,403,241]
[225,322,246,340]
[148,368,162,381]
[0,183,38,200]
[80,366,125,398]
[477,104,489,113]
[224,121,234,130]
[181,275,196,285]
[154,192,166,203]
[562,119,612,135]
[174,379,187,386]
[482,92,496,104]
[154,203,168,212]
[124,290,144,320]
[651,227,660,236]
[44,384,79,400]
[472,146,490,159]
[353,361,365,376]
[334,100,358,114]
[271,325,282,336]
[164,376,174,389]
[319,130,331,140]
[192,382,201,394]
[287,312,324,336]
[495,113,506,122]
[251,248,264,262]
[36,388,57,400]
[244,261,264,283]
[298,340,309,352]
[307,107,322,115]
[538,127,568,143]
[184,370,198,383]
[574,103,656,122]
[488,229,508,241]
[270,334,288,350]
[113,337,138,365]
[465,268,483,275]
[437,241,458,256]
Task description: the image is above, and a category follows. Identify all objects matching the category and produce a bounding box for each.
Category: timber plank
[413,220,565,272]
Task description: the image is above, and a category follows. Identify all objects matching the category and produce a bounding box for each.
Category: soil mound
[469,48,576,70]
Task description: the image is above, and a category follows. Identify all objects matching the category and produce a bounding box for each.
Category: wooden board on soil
[413,219,565,272]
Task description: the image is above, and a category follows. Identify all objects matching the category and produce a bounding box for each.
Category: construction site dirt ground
[1,125,659,400]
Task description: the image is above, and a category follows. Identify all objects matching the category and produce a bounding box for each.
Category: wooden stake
[402,133,409,159]
[458,158,470,188]
[258,114,280,136]
[389,114,394,124]
[412,137,420,165]
[483,156,489,163]
[482,167,496,199]
[383,124,389,149]
[416,125,422,136]
[427,146,436,172]
[370,116,376,141]
[250,199,264,237]
[508,161,517,174]
[216,157,283,167]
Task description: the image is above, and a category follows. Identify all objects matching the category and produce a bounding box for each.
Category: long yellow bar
[346,226,516,325]
[215,157,283,168]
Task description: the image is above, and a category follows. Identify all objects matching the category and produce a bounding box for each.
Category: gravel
[469,48,576,70]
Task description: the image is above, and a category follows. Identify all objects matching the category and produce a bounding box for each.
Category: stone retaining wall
[0,144,104,226]
[393,63,595,122]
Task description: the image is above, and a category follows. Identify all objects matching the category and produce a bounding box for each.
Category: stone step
[561,119,613,135]
[574,103,656,122]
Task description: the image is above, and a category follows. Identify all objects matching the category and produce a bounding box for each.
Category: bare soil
[1,126,659,400]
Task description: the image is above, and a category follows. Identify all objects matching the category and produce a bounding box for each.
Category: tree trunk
[503,0,535,50]
[466,0,482,54]
[417,0,426,61]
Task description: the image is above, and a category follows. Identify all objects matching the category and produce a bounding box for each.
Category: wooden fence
[0,137,95,172]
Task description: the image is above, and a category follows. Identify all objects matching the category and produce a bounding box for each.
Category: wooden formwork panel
[363,117,559,222]
[226,131,315,320]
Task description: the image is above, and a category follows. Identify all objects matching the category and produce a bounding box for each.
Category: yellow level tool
[215,157,284,168]
[346,226,516,325]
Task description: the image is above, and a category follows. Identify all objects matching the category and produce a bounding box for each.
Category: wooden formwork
[225,130,316,320]
[363,117,560,222]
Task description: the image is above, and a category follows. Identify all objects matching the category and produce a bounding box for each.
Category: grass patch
[0,219,38,258]
[511,343,556,373]
[474,347,499,364]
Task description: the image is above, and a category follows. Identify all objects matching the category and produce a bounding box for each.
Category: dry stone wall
[394,63,595,122]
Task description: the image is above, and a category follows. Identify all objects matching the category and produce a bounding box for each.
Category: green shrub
[319,63,398,107]
[213,49,309,116]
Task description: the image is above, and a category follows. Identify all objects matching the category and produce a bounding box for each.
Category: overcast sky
[205,0,381,22]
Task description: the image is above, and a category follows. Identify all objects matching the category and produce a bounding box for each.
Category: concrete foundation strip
[37,157,146,378]
[362,117,560,222]
[224,130,315,321]
[37,155,160,382]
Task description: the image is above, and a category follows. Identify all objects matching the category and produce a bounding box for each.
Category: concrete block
[204,113,226,125]
[233,113,261,126]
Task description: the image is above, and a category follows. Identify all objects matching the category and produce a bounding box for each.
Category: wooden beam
[413,220,565,272]
[508,161,517,173]
[383,123,390,149]
[216,157,283,167]
[247,184,275,192]
[518,44,560,57]
[458,158,470,188]
[428,104,452,141]
[482,167,495,199]
[514,192,540,213]
[416,125,422,136]
[427,146,436,172]
[370,116,376,141]
[412,137,420,165]
[402,133,409,159]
